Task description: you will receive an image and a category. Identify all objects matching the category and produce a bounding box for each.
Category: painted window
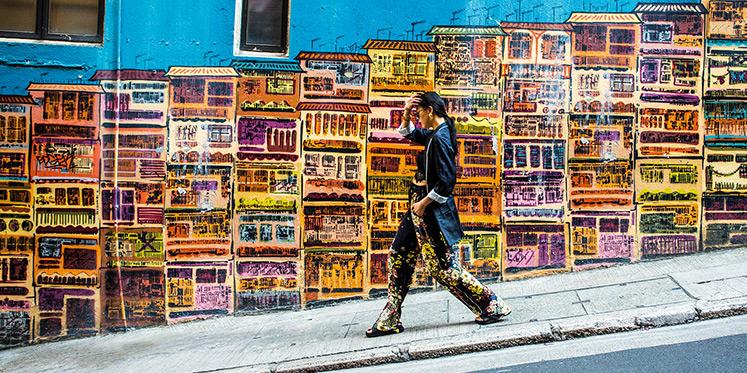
[0,0,104,43]
[473,38,497,58]
[208,82,233,96]
[642,24,673,43]
[132,91,165,104]
[673,15,703,36]
[575,25,607,52]
[267,77,295,95]
[62,92,76,121]
[640,60,659,84]
[509,32,532,59]
[240,0,290,54]
[6,117,26,143]
[43,92,60,120]
[172,79,205,104]
[609,29,635,55]
[710,2,732,22]
[392,56,405,76]
[541,34,568,60]
[101,189,135,222]
[406,55,428,76]
[276,225,294,243]
[610,74,635,93]
[78,93,94,120]
[208,125,232,143]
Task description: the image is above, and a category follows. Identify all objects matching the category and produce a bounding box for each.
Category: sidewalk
[2,248,747,373]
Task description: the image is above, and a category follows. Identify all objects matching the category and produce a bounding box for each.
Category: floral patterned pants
[373,184,503,331]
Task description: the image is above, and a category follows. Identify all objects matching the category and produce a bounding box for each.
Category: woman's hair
[419,91,457,150]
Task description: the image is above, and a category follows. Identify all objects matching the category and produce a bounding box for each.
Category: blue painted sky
[0,0,694,91]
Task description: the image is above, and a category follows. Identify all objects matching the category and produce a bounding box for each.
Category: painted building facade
[231,59,304,312]
[0,0,745,349]
[567,13,639,268]
[296,52,370,303]
[500,22,572,278]
[429,26,505,280]
[90,69,169,330]
[703,0,747,251]
[0,94,35,346]
[28,83,103,340]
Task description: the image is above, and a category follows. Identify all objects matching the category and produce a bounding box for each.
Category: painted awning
[165,67,239,77]
[90,69,168,81]
[634,3,707,14]
[362,40,437,52]
[297,102,371,113]
[27,83,104,93]
[500,22,573,31]
[567,12,641,24]
[428,25,507,36]
[0,95,35,104]
[231,59,303,72]
[295,52,372,63]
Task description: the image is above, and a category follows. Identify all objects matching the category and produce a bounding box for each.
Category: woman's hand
[412,197,432,218]
[404,93,422,112]
[402,93,421,126]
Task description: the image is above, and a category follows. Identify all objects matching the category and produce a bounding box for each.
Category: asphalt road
[476,333,747,373]
[349,313,747,373]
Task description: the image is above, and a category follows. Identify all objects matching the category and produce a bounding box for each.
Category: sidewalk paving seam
[497,275,671,300]
[694,275,747,285]
[666,274,698,300]
[572,290,591,315]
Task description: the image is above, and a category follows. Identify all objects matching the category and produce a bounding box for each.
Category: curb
[241,296,747,372]
[696,297,747,320]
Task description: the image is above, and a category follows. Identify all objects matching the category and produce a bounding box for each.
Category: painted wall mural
[1,1,746,348]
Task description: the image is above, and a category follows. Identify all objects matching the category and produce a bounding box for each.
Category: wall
[1,0,745,348]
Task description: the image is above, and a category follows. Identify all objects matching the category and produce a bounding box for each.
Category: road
[349,313,747,373]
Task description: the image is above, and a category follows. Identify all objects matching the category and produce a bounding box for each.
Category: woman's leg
[413,213,508,318]
[371,214,420,331]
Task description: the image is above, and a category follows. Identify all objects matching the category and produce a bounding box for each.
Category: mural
[0,0,746,348]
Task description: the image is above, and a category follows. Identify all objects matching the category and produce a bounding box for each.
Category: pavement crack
[397,344,412,361]
[667,274,698,300]
[575,290,590,315]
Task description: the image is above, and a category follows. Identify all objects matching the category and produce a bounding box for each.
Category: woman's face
[416,105,435,128]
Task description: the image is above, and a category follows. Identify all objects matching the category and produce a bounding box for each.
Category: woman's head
[416,91,457,149]
[415,92,447,128]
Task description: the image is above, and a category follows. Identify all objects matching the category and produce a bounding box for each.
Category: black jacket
[401,122,464,246]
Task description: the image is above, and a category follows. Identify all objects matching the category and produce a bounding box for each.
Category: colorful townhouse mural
[363,40,435,289]
[499,22,572,278]
[296,52,370,303]
[231,59,304,312]
[28,83,103,341]
[429,26,505,280]
[634,4,706,258]
[2,0,747,349]
[567,13,639,269]
[91,69,169,330]
[0,94,35,346]
[703,0,747,250]
[163,67,238,322]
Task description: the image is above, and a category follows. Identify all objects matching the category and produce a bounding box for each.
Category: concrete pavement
[2,247,747,373]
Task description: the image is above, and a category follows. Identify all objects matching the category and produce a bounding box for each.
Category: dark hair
[419,91,457,150]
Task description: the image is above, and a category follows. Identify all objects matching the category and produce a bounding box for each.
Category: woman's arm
[397,119,433,146]
[425,134,456,204]
[396,93,432,145]
[412,132,456,217]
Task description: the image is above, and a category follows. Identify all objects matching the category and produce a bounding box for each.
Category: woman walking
[366,92,511,337]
